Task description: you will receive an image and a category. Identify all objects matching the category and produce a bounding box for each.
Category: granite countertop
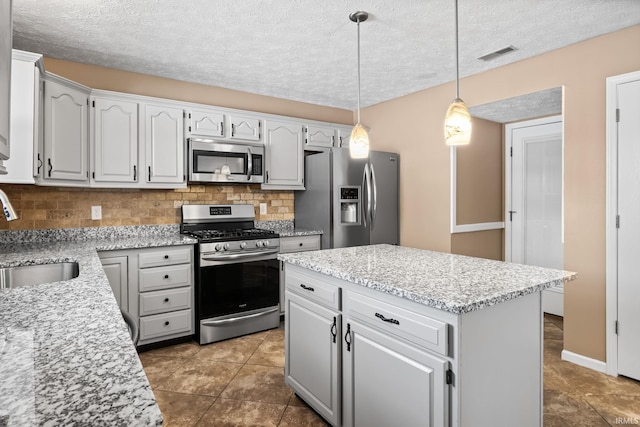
[0,228,196,426]
[278,244,577,315]
[256,220,323,238]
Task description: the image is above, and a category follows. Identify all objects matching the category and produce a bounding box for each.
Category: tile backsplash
[0,184,293,230]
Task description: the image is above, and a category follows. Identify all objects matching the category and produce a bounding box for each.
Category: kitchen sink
[0,262,79,289]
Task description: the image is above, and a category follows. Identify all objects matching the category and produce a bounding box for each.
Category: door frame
[504,115,564,262]
[605,70,640,377]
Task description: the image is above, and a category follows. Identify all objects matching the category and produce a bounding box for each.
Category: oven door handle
[201,307,280,326]
[201,249,279,261]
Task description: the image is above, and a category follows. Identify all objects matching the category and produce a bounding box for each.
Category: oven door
[198,257,279,319]
[189,139,264,183]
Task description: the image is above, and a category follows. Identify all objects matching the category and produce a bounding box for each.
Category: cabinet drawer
[286,269,340,310]
[344,291,449,356]
[139,264,192,292]
[138,246,192,268]
[139,309,192,340]
[280,235,321,253]
[140,287,191,316]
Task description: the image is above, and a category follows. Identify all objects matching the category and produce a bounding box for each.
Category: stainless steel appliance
[295,147,399,249]
[188,138,264,183]
[180,204,280,344]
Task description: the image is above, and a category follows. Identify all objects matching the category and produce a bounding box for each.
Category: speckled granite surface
[256,220,323,237]
[0,228,196,426]
[279,244,577,315]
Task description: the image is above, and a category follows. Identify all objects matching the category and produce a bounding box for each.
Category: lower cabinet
[279,234,321,315]
[99,244,195,347]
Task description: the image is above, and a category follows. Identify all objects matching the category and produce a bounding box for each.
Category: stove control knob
[215,243,223,251]
[223,243,230,250]
[263,240,270,248]
[255,240,263,248]
[240,242,247,249]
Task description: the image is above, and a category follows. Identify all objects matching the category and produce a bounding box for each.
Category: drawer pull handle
[164,255,169,259]
[164,298,169,303]
[375,312,400,325]
[164,274,169,279]
[164,321,170,326]
[344,323,352,352]
[331,316,337,343]
[300,284,314,292]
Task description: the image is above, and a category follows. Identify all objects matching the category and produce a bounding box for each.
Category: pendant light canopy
[349,11,370,159]
[444,0,472,146]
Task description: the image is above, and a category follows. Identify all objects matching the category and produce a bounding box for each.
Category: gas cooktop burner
[185,228,278,242]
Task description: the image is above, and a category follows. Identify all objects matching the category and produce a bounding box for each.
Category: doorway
[505,116,564,316]
[606,70,640,381]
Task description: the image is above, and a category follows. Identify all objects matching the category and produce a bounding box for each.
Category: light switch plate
[259,203,267,215]
[91,206,102,220]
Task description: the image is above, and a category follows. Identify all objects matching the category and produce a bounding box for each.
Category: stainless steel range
[181,204,280,345]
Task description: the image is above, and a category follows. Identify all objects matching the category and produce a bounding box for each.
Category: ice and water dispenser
[339,187,360,225]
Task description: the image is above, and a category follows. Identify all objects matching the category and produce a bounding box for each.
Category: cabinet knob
[164,321,170,326]
[164,298,169,303]
[164,255,169,259]
[164,274,169,279]
[299,243,303,247]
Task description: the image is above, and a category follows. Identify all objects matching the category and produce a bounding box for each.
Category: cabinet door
[188,109,224,138]
[306,125,335,149]
[336,125,353,149]
[285,291,341,426]
[101,256,128,312]
[342,319,448,427]
[228,114,261,141]
[0,0,11,164]
[43,79,89,181]
[263,120,304,189]
[92,97,138,182]
[145,104,184,184]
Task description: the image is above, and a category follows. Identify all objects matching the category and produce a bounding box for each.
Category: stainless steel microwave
[188,138,264,183]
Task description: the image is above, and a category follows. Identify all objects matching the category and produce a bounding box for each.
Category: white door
[507,116,564,315]
[616,77,640,381]
[263,120,304,189]
[144,104,184,184]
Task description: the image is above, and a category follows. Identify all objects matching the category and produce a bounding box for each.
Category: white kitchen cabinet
[0,0,12,172]
[91,96,138,183]
[279,234,321,314]
[263,120,304,190]
[187,108,225,138]
[99,245,195,347]
[228,114,261,141]
[342,316,448,427]
[336,125,353,149]
[100,255,129,312]
[305,125,335,150]
[285,270,341,426]
[144,103,185,185]
[0,50,43,184]
[42,76,90,184]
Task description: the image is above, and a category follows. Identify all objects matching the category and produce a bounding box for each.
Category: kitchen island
[279,244,576,427]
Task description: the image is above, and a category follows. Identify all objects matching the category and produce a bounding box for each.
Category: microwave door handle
[246,147,253,181]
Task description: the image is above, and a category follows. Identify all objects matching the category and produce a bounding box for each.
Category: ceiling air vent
[478,45,517,61]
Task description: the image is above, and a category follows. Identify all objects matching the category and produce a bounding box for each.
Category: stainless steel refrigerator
[294,148,399,249]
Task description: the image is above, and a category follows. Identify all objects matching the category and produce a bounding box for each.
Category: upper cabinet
[336,125,353,149]
[42,76,90,184]
[0,50,43,185]
[0,0,13,172]
[188,109,224,138]
[228,114,261,142]
[305,124,335,150]
[144,103,185,184]
[263,120,304,190]
[91,96,138,183]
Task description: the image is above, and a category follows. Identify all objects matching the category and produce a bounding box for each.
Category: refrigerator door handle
[370,162,377,229]
[362,163,370,227]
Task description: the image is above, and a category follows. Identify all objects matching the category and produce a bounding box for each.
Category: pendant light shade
[349,11,370,159]
[445,0,472,146]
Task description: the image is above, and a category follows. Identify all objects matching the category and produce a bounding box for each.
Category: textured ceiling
[469,87,562,124]
[11,0,640,110]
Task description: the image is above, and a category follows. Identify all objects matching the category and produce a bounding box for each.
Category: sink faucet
[0,189,18,221]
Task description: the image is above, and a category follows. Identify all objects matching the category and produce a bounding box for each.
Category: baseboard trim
[561,350,607,373]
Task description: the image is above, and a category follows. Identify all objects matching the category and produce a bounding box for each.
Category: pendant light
[349,11,370,159]
[444,0,472,146]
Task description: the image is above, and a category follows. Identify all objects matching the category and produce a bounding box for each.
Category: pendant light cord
[455,0,460,99]
[356,17,362,124]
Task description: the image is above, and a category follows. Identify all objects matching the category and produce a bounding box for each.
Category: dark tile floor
[139,315,640,426]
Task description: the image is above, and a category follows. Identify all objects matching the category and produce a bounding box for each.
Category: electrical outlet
[259,203,267,215]
[91,206,102,220]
